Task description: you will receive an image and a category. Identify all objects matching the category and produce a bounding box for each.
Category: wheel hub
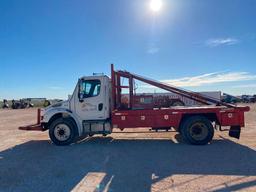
[189,122,208,141]
[54,123,71,141]
[58,129,65,136]
[192,126,202,135]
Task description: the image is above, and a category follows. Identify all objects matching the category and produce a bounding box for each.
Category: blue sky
[1,0,256,99]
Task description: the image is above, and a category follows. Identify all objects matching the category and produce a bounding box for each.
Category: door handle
[98,103,103,111]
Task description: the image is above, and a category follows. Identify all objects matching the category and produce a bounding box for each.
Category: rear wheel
[49,118,78,146]
[180,116,214,145]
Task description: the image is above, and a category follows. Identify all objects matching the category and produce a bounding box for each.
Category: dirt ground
[0,104,255,192]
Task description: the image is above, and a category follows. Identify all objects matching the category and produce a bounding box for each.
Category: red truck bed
[112,105,249,129]
[110,64,250,142]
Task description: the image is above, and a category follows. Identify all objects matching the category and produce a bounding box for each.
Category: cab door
[75,77,106,120]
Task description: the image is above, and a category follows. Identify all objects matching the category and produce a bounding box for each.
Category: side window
[80,79,101,99]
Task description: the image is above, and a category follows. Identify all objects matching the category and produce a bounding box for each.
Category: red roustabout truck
[19,64,250,145]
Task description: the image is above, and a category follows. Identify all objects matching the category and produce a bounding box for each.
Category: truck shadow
[0,135,255,192]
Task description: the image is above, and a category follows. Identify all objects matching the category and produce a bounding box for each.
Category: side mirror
[79,93,84,103]
[78,79,84,102]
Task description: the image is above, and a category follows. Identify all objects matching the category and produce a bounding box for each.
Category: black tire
[180,116,214,145]
[49,118,78,146]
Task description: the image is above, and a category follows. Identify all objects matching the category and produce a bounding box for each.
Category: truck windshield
[80,79,101,98]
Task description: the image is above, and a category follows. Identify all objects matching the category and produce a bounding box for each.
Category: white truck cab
[41,75,112,145]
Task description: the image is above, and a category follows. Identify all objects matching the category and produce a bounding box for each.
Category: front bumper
[18,108,47,131]
[19,123,45,131]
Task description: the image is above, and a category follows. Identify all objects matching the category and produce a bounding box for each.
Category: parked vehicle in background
[221,93,241,103]
[253,95,256,103]
[122,91,221,109]
[121,94,185,109]
[241,95,256,103]
[11,99,34,109]
[2,99,9,108]
[249,95,256,103]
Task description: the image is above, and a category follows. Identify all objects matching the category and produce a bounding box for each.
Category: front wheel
[49,118,78,146]
[180,116,214,145]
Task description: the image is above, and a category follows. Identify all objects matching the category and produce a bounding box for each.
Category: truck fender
[43,108,83,136]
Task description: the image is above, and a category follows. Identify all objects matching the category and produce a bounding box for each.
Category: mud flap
[229,126,241,139]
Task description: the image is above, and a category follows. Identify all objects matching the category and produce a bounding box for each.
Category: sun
[150,0,163,12]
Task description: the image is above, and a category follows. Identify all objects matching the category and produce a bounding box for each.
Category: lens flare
[150,0,162,12]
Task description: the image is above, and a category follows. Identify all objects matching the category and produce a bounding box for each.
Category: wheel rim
[54,123,71,141]
[189,122,208,141]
